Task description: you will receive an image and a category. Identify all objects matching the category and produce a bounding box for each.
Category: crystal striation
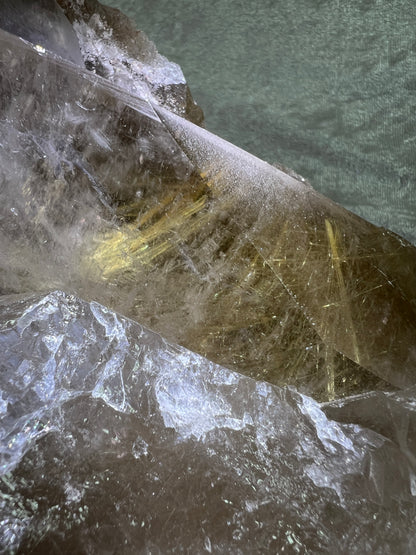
[0,0,416,551]
[0,19,415,400]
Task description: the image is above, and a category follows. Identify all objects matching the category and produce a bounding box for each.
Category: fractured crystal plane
[57,0,204,125]
[0,24,415,401]
[1,291,416,553]
[0,0,416,551]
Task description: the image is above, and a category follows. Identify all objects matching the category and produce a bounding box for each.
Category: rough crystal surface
[0,22,415,400]
[56,0,204,124]
[0,1,416,551]
[1,291,416,553]
[0,0,83,65]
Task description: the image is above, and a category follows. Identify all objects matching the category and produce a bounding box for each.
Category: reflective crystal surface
[0,0,84,65]
[0,1,416,551]
[1,291,416,553]
[0,20,415,401]
[56,0,204,125]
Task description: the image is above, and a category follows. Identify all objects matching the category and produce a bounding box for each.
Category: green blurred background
[103,0,416,244]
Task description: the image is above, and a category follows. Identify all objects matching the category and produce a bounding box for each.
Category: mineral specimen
[0,0,416,552]
[1,17,415,400]
[1,291,416,553]
[57,0,204,125]
[0,0,83,66]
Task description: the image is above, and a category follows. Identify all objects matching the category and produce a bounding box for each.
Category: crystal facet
[1,22,415,400]
[1,1,416,551]
[1,291,416,553]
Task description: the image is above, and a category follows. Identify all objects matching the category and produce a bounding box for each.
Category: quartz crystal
[0,0,84,66]
[1,291,416,553]
[57,0,204,125]
[0,0,416,551]
[1,20,415,401]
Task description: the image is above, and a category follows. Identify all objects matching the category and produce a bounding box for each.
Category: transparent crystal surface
[1,0,416,551]
[56,0,204,124]
[1,291,416,553]
[0,27,194,291]
[323,387,416,467]
[0,0,83,66]
[0,7,416,401]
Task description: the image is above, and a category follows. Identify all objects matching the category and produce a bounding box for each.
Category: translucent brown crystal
[1,1,416,551]
[1,19,415,402]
